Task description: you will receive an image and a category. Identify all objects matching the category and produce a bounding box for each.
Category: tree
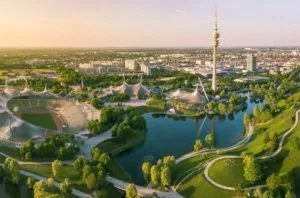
[117,121,133,138]
[264,132,270,144]
[142,162,152,182]
[25,152,32,161]
[98,153,110,167]
[253,106,260,118]
[4,158,20,184]
[82,165,92,183]
[51,159,62,177]
[92,147,102,162]
[20,139,35,157]
[60,178,72,196]
[266,174,281,191]
[97,170,106,187]
[150,165,160,186]
[218,103,227,114]
[290,137,300,150]
[205,133,215,148]
[26,177,36,189]
[125,183,138,198]
[33,180,48,198]
[162,156,175,168]
[206,101,216,112]
[285,190,296,198]
[244,113,251,126]
[243,155,262,184]
[73,156,88,173]
[91,98,103,109]
[85,173,97,190]
[270,132,279,151]
[130,115,146,130]
[262,190,274,198]
[194,139,203,152]
[220,90,226,98]
[161,167,171,187]
[47,178,55,192]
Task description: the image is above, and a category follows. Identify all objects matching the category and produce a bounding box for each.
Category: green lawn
[21,113,57,130]
[177,172,236,198]
[228,108,296,156]
[277,123,300,196]
[175,92,300,198]
[208,158,252,188]
[172,154,215,184]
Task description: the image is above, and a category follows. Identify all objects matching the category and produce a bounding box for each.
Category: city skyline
[1,0,300,48]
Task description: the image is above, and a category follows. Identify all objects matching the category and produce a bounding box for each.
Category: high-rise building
[125,59,138,70]
[140,63,152,75]
[246,54,257,71]
[212,7,220,91]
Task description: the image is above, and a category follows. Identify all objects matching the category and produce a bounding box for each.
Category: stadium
[0,84,99,144]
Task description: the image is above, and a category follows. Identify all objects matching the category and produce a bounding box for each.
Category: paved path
[107,176,184,198]
[203,109,300,191]
[176,124,254,164]
[79,129,113,160]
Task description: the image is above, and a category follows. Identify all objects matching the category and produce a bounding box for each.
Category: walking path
[176,124,254,164]
[3,109,297,197]
[203,109,300,191]
[107,176,184,198]
[79,129,113,160]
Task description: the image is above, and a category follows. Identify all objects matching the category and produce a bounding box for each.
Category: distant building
[246,54,257,71]
[140,63,153,75]
[291,48,300,56]
[125,59,138,71]
[234,76,269,83]
[79,63,93,69]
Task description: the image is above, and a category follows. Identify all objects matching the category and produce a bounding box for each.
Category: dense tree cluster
[243,155,262,184]
[241,171,296,198]
[73,148,112,191]
[141,155,175,190]
[111,110,146,140]
[263,132,279,152]
[19,134,79,160]
[3,158,20,185]
[205,93,247,114]
[33,177,71,198]
[91,98,104,109]
[88,106,147,141]
[109,93,131,102]
[253,106,273,123]
[87,107,124,135]
[250,68,300,111]
[146,94,167,110]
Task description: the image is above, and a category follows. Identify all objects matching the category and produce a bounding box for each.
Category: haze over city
[1,0,300,47]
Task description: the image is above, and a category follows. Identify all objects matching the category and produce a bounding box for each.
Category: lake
[115,93,261,184]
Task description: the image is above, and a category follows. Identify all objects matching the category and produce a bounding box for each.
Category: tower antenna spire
[211,5,220,92]
[214,5,218,29]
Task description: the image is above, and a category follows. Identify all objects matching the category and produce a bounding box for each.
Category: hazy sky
[0,0,299,47]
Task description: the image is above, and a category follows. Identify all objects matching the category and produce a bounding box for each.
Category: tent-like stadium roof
[181,87,207,104]
[4,87,19,96]
[169,87,207,104]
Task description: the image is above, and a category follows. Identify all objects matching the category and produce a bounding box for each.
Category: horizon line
[0,45,299,50]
